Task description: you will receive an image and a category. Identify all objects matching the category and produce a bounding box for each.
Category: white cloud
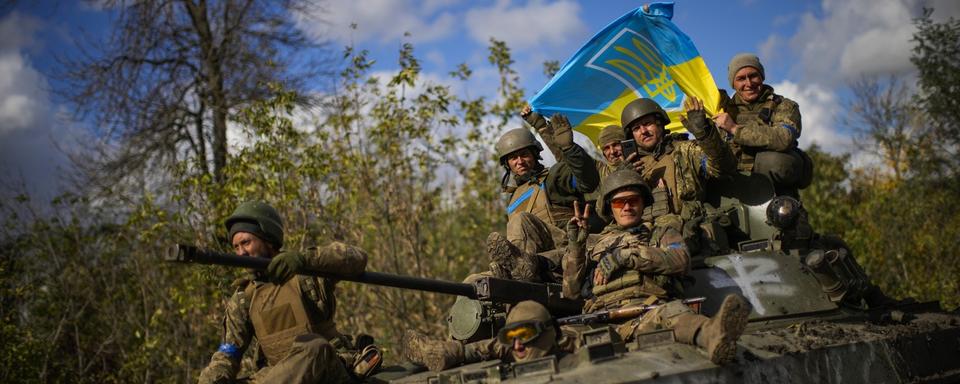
[295,0,458,45]
[770,80,849,154]
[779,0,960,84]
[464,0,587,49]
[788,0,916,83]
[0,12,75,199]
[0,52,48,134]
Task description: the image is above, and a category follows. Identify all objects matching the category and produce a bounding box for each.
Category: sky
[2,0,959,200]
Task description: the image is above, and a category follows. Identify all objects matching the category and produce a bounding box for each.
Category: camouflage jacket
[563,218,689,311]
[630,131,735,220]
[506,144,601,227]
[724,85,802,172]
[197,242,366,384]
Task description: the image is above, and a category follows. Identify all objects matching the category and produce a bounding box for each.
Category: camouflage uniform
[198,243,367,384]
[570,219,691,338]
[505,141,599,254]
[619,98,736,224]
[562,170,750,364]
[724,53,810,197]
[631,134,735,222]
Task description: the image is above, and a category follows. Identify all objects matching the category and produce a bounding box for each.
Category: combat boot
[694,295,750,364]
[401,330,464,371]
[486,232,540,281]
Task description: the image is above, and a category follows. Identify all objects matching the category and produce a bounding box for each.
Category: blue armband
[218,343,241,358]
[667,242,682,249]
[781,124,798,139]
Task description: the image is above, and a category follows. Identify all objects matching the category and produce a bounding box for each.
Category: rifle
[165,244,583,315]
[556,297,706,325]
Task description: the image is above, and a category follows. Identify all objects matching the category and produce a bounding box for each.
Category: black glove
[684,109,711,140]
[266,251,306,283]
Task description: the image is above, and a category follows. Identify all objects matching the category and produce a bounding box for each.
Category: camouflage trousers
[611,299,702,343]
[249,334,353,384]
[506,212,566,254]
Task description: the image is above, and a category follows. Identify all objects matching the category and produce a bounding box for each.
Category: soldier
[714,53,812,197]
[563,170,751,365]
[489,115,600,281]
[402,301,577,371]
[198,201,373,384]
[621,96,736,225]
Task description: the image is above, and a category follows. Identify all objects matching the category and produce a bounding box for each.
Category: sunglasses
[496,320,550,345]
[610,195,644,209]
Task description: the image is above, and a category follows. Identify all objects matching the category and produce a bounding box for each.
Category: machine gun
[165,244,583,316]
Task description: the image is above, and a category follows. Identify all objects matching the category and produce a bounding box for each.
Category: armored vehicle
[370,173,960,384]
[169,174,960,384]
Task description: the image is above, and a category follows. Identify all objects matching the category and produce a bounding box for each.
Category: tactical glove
[597,248,635,281]
[522,109,549,131]
[266,250,306,283]
[565,217,589,250]
[550,113,575,150]
[684,109,711,140]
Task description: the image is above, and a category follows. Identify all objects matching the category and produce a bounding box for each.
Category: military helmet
[495,128,543,164]
[620,98,669,138]
[225,201,284,249]
[597,169,653,219]
[507,300,551,324]
[598,124,625,148]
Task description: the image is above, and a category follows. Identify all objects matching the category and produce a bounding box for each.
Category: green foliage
[912,10,960,162]
[0,38,520,381]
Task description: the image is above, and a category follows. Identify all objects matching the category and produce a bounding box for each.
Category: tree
[912,10,960,175]
[56,0,326,184]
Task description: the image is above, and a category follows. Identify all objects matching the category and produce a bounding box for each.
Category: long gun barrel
[557,297,706,325]
[166,244,582,315]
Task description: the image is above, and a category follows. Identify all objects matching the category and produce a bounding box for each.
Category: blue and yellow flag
[528,2,720,145]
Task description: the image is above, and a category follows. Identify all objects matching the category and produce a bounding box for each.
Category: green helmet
[225,201,284,249]
[495,128,543,165]
[597,169,653,219]
[620,98,669,138]
[598,124,625,148]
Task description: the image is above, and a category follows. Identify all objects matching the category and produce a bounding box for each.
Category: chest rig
[506,170,574,227]
[245,275,340,365]
[586,226,680,313]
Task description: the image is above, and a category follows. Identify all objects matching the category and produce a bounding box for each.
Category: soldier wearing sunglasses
[563,170,751,365]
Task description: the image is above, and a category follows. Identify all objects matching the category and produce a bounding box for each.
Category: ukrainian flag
[529,2,720,145]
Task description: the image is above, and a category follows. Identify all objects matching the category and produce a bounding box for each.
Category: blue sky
[2,0,959,199]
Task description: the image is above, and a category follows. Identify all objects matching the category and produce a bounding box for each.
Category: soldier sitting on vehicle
[564,170,751,364]
[485,114,600,282]
[198,201,379,384]
[714,53,813,198]
[402,300,578,371]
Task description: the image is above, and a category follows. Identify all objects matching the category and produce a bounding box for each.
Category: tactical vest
[586,227,678,312]
[506,172,574,228]
[728,94,784,172]
[636,141,705,222]
[246,276,340,365]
